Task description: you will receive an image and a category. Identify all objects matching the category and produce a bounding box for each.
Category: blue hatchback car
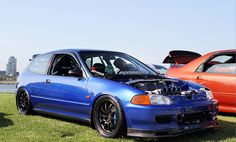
[16,49,218,138]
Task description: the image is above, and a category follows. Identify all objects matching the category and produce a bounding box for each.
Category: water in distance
[0,84,16,93]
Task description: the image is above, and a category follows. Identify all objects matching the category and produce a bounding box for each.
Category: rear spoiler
[163,50,201,64]
[29,54,40,61]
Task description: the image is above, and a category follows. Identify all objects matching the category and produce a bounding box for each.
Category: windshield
[79,51,160,79]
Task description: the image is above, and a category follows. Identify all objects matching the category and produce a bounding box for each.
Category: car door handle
[46,79,51,83]
[195,76,203,80]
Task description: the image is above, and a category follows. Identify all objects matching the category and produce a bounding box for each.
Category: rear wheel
[16,88,32,115]
[93,95,126,138]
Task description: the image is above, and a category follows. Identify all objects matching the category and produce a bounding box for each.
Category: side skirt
[33,108,91,125]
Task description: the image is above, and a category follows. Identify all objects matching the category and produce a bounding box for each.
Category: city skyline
[0,0,235,72]
[0,56,18,76]
[6,56,17,76]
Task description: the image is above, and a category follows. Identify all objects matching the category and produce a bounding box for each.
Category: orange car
[163,50,236,113]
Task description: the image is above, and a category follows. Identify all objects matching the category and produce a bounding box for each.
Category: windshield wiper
[143,74,165,79]
[125,78,177,85]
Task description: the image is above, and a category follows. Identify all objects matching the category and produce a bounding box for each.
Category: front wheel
[93,95,126,138]
[16,88,32,115]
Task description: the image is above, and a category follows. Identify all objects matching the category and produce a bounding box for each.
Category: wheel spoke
[108,103,113,110]
[108,124,112,132]
[110,121,114,129]
[101,107,105,113]
[104,103,108,112]
[18,91,29,112]
[99,114,106,118]
[110,106,117,113]
[97,100,120,134]
[103,122,108,131]
[100,122,105,130]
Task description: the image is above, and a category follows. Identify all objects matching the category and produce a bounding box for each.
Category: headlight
[206,90,213,100]
[131,94,173,105]
[149,94,173,105]
[200,88,213,100]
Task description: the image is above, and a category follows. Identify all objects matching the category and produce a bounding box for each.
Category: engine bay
[125,79,200,100]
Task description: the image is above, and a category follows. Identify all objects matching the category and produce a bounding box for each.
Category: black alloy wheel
[16,88,32,115]
[93,95,126,138]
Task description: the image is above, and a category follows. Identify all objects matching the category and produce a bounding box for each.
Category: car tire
[16,88,32,115]
[93,95,126,138]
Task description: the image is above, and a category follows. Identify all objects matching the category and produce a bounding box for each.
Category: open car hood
[163,50,201,64]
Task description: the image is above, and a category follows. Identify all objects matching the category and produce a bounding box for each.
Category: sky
[0,0,235,72]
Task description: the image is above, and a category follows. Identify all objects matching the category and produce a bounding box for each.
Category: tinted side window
[206,63,236,74]
[196,53,236,74]
[28,54,52,74]
[85,57,92,69]
[84,56,107,70]
[50,54,80,76]
[211,55,233,63]
[93,57,103,65]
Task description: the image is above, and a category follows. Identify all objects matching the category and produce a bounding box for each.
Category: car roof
[208,49,236,55]
[44,49,124,54]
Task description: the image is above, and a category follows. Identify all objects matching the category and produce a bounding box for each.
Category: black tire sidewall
[93,95,126,138]
[16,88,32,115]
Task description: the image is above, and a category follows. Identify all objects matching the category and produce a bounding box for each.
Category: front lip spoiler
[127,122,219,138]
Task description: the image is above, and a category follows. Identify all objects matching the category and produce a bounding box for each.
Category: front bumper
[125,101,218,138]
[127,120,218,137]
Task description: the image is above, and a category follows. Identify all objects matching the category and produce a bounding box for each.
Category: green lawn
[0,93,235,142]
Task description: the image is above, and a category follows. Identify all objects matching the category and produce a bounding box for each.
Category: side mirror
[68,69,83,78]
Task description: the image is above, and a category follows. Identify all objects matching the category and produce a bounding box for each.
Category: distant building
[0,71,6,76]
[6,56,17,76]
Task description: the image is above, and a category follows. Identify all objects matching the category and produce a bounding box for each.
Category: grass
[0,93,235,142]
